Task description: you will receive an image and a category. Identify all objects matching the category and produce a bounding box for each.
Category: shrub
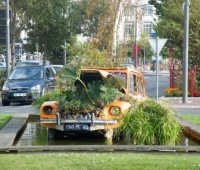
[0,71,6,90]
[194,91,200,97]
[115,99,182,145]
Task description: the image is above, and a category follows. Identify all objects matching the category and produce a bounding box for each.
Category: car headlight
[110,106,120,116]
[31,84,41,93]
[2,85,9,91]
[43,106,53,115]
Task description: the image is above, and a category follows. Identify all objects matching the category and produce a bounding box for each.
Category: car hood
[5,79,44,88]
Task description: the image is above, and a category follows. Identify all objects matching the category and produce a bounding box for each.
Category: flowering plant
[164,88,182,97]
[194,91,200,97]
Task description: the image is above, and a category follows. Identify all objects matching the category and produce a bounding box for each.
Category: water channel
[12,119,200,146]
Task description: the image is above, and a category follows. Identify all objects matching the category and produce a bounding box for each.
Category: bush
[0,71,6,90]
[115,99,182,145]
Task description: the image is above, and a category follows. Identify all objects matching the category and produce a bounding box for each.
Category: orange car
[40,66,147,139]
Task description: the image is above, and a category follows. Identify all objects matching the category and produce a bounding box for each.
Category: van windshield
[109,72,127,88]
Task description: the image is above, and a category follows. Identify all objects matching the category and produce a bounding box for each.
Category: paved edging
[0,113,29,151]
[1,113,200,153]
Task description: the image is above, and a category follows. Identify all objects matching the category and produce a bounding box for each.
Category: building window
[124,6,134,16]
[125,23,134,36]
[143,6,153,15]
[143,23,152,35]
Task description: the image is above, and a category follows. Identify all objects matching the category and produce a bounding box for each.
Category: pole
[63,39,66,66]
[156,36,159,101]
[143,45,145,71]
[134,7,138,68]
[6,0,10,78]
[182,0,189,103]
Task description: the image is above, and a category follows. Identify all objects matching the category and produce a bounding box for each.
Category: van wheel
[2,100,10,106]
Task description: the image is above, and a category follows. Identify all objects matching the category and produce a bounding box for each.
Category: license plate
[64,123,90,131]
[13,93,27,97]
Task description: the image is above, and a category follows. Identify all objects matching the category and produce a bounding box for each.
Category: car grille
[11,87,29,91]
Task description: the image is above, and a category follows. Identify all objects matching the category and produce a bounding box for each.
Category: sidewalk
[159,97,200,109]
[142,69,169,76]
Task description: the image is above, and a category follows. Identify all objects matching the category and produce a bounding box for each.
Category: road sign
[148,38,167,55]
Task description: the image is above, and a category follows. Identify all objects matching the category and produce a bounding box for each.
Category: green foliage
[32,88,63,113]
[0,71,6,91]
[153,0,200,69]
[115,99,182,145]
[33,64,129,114]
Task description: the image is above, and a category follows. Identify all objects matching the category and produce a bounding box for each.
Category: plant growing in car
[114,99,183,145]
[32,63,132,115]
[56,63,128,116]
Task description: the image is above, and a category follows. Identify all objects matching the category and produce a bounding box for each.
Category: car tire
[2,100,10,106]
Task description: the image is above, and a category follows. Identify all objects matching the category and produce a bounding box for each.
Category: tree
[24,0,79,64]
[0,0,35,70]
[152,0,200,71]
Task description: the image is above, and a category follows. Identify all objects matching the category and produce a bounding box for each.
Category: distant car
[0,54,5,62]
[51,65,63,72]
[16,60,50,67]
[1,65,56,106]
[0,62,6,71]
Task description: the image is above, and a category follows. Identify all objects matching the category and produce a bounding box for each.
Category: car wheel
[2,100,10,106]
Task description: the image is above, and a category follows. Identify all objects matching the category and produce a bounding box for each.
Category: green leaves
[115,99,182,145]
[59,64,82,82]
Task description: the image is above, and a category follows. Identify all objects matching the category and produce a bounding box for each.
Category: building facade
[117,0,157,44]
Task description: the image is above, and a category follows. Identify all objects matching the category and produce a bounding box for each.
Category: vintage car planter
[40,66,147,139]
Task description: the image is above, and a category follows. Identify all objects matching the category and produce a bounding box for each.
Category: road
[144,74,169,98]
[0,102,36,114]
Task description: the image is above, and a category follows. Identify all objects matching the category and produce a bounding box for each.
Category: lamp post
[182,0,190,103]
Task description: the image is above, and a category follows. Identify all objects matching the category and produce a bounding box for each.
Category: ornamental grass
[115,99,182,145]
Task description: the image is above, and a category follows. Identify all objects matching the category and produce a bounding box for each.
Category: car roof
[51,65,63,67]
[16,60,50,67]
[15,65,51,69]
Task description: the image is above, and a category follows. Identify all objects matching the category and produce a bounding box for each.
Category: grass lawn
[0,114,200,170]
[0,114,14,129]
[0,152,200,170]
[179,114,200,125]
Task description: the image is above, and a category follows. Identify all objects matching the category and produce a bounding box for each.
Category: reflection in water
[12,121,200,146]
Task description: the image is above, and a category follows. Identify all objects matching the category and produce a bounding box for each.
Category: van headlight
[110,107,120,116]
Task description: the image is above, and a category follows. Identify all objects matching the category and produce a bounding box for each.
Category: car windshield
[9,67,44,80]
